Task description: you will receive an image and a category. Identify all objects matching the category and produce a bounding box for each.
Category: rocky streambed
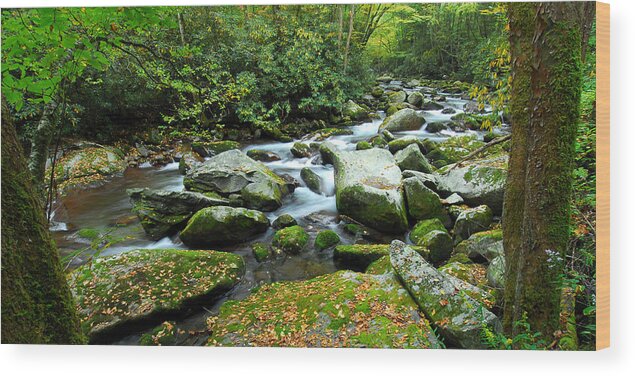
[51,78,511,348]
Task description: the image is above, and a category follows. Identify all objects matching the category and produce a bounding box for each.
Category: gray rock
[180,206,270,247]
[407,91,424,107]
[426,122,447,133]
[389,240,501,349]
[342,100,369,121]
[300,167,323,194]
[421,101,444,111]
[453,205,493,244]
[402,170,439,191]
[454,229,504,262]
[334,148,408,234]
[379,109,426,132]
[246,149,281,162]
[184,150,289,211]
[388,90,407,104]
[381,130,395,142]
[443,193,464,205]
[403,176,449,225]
[487,255,506,289]
[272,214,298,229]
[436,156,508,214]
[291,142,313,158]
[394,143,433,173]
[319,141,339,165]
[128,188,229,240]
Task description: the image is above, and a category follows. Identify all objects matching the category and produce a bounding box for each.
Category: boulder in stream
[207,270,441,348]
[333,148,409,234]
[389,240,501,349]
[403,176,448,224]
[184,149,290,211]
[300,167,323,194]
[394,143,433,173]
[128,188,230,240]
[342,100,369,121]
[246,149,281,162]
[271,225,309,255]
[334,243,430,271]
[379,108,426,132]
[179,206,270,247]
[69,249,245,342]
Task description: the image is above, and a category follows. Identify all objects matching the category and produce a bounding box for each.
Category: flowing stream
[50,89,502,344]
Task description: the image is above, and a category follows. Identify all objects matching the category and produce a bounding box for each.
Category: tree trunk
[343,5,355,71]
[1,96,85,344]
[177,12,186,46]
[503,2,584,345]
[337,5,344,49]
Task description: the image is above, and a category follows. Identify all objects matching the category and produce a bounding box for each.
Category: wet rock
[272,225,309,255]
[387,136,427,154]
[300,167,323,194]
[387,91,407,104]
[342,100,369,121]
[334,148,408,234]
[191,140,240,158]
[128,188,230,240]
[441,107,456,114]
[246,149,281,162]
[179,206,270,247]
[272,214,298,229]
[252,242,271,262]
[69,249,244,342]
[381,129,395,142]
[207,270,441,348]
[407,91,424,107]
[314,230,341,251]
[290,142,313,158]
[379,109,426,132]
[454,229,503,262]
[319,141,339,165]
[426,122,447,133]
[453,205,493,244]
[371,86,384,98]
[356,141,372,150]
[184,149,290,211]
[394,143,433,173]
[421,101,444,111]
[304,128,353,141]
[389,240,501,349]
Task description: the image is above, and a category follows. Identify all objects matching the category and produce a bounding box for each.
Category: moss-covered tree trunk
[1,97,85,344]
[502,2,583,344]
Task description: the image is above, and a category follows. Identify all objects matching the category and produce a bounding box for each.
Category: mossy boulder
[439,262,489,289]
[387,136,426,154]
[252,242,271,262]
[426,122,447,133]
[452,205,493,244]
[371,86,384,98]
[128,188,230,240]
[387,90,407,104]
[356,141,372,150]
[300,167,323,194]
[389,240,501,349]
[334,148,408,234]
[184,149,289,211]
[191,140,240,158]
[207,270,441,348]
[69,249,245,342]
[379,109,426,132]
[409,218,447,244]
[314,230,341,250]
[342,100,370,121]
[272,225,309,255]
[51,145,126,195]
[370,135,388,148]
[180,206,270,247]
[365,255,393,274]
[407,91,424,107]
[334,244,430,272]
[421,101,444,111]
[318,141,339,165]
[454,229,503,262]
[450,113,480,130]
[272,214,298,229]
[246,149,281,162]
[436,155,508,214]
[394,143,433,173]
[290,142,313,158]
[305,128,354,141]
[403,177,448,225]
[414,230,453,264]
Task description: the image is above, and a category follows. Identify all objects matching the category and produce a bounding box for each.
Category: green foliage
[481,312,548,350]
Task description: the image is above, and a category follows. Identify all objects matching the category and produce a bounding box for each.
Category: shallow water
[51,95,504,344]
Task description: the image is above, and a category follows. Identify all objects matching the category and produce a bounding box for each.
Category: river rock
[426,122,447,133]
[421,101,444,111]
[300,167,322,194]
[342,100,369,121]
[408,218,453,264]
[453,205,493,244]
[394,143,433,173]
[272,214,298,229]
[389,240,501,349]
[454,229,503,262]
[379,109,426,132]
[334,244,430,271]
[407,91,424,107]
[402,170,439,191]
[291,142,312,158]
[387,136,427,154]
[387,90,407,104]
[246,149,281,162]
[191,140,240,158]
[179,206,270,247]
[314,230,340,251]
[403,177,448,223]
[128,188,230,240]
[319,141,339,165]
[207,270,441,348]
[333,148,408,234]
[69,249,244,342]
[184,149,289,211]
[443,193,464,205]
[51,145,127,195]
[271,225,309,255]
[436,156,508,214]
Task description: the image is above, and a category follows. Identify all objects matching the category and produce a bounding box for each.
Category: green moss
[272,225,309,254]
[344,223,364,235]
[334,244,430,271]
[77,228,100,241]
[252,242,271,262]
[207,270,441,348]
[69,249,245,341]
[314,230,341,251]
[365,256,393,275]
[356,141,372,150]
[409,218,446,244]
[139,321,178,346]
[307,127,354,141]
